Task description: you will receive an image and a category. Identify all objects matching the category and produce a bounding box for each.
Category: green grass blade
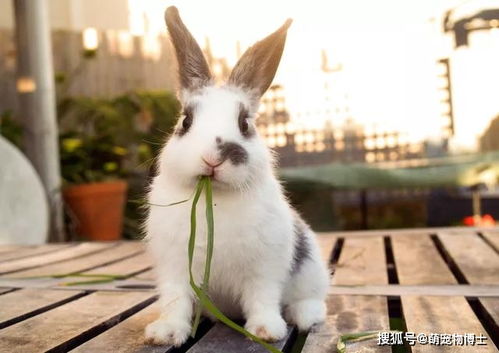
[192,177,215,337]
[339,331,380,341]
[337,330,397,353]
[60,277,116,286]
[203,177,214,290]
[13,273,125,280]
[129,197,191,208]
[189,178,206,337]
[54,273,125,279]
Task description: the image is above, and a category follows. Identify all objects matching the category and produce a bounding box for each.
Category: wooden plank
[186,323,294,353]
[133,269,156,281]
[0,276,70,289]
[332,237,387,285]
[0,243,74,263]
[402,295,497,352]
[6,242,145,278]
[316,234,336,265]
[82,251,152,277]
[319,226,499,239]
[0,287,14,295]
[0,242,115,275]
[479,298,499,328]
[0,278,155,292]
[328,284,499,297]
[391,234,457,285]
[71,301,168,353]
[438,232,499,284]
[0,288,85,328]
[0,291,155,353]
[0,245,22,254]
[481,230,499,252]
[302,295,391,353]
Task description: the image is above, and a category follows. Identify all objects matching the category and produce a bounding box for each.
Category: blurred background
[1,0,498,243]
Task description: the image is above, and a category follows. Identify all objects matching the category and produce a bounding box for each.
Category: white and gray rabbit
[144,6,329,346]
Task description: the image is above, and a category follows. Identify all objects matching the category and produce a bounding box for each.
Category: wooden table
[0,227,498,352]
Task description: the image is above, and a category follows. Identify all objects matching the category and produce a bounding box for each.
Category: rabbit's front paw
[245,313,287,342]
[144,318,191,347]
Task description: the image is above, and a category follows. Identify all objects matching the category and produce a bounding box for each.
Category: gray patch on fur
[218,142,248,165]
[165,7,212,90]
[291,215,311,274]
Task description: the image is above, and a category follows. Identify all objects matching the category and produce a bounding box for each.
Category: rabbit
[144,6,329,347]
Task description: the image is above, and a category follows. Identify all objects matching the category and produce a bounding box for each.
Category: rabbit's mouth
[200,159,227,182]
[200,167,217,180]
[196,172,233,190]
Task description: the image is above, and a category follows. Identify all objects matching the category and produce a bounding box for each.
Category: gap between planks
[0,291,156,353]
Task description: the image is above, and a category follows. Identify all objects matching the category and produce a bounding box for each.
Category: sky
[128,0,499,151]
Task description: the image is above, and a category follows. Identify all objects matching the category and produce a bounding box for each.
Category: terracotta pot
[63,180,128,241]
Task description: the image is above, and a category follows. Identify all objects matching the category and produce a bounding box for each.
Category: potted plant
[58,97,131,241]
[58,92,181,241]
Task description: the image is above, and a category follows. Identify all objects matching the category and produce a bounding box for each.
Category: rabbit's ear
[228,19,292,98]
[165,6,212,91]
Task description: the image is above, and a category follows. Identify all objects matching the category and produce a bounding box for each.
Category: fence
[0,29,178,113]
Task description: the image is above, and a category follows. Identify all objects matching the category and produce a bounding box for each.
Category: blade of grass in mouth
[189,177,207,336]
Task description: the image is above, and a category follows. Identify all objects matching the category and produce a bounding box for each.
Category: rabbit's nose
[202,157,223,168]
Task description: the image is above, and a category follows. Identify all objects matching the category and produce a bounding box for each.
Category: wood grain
[328,284,499,297]
[481,230,499,252]
[438,232,499,284]
[302,295,391,353]
[0,291,155,353]
[332,237,387,285]
[391,234,457,285]
[0,242,116,275]
[82,251,152,277]
[318,226,499,239]
[186,323,294,353]
[479,298,499,328]
[0,288,84,328]
[5,242,144,278]
[0,243,74,263]
[402,295,497,352]
[0,245,22,255]
[71,301,168,353]
[133,269,156,281]
[0,287,14,295]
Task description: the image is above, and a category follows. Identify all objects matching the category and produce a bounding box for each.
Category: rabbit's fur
[144,6,329,346]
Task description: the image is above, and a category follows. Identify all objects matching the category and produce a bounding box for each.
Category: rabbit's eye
[182,115,192,130]
[180,108,193,133]
[238,106,252,137]
[240,118,249,134]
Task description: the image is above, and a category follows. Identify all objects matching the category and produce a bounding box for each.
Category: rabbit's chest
[193,217,265,271]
